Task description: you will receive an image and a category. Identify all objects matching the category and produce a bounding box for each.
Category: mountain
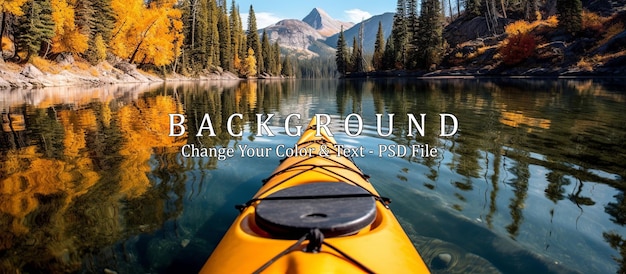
[260,9,393,59]
[262,19,334,58]
[302,7,354,37]
[324,12,394,54]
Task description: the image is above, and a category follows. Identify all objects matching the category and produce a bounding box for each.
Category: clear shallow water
[1,79,625,273]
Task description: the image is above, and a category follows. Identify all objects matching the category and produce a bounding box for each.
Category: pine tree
[15,0,55,60]
[261,29,272,74]
[350,36,364,73]
[556,0,582,34]
[406,0,420,69]
[272,41,281,75]
[229,0,242,72]
[415,0,443,69]
[281,56,292,76]
[207,0,220,67]
[76,0,98,63]
[372,21,385,71]
[85,0,114,63]
[218,2,231,71]
[246,5,261,76]
[382,35,396,69]
[187,0,209,69]
[335,26,348,75]
[74,0,93,35]
[390,0,407,69]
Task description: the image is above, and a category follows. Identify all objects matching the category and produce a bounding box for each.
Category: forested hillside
[0,0,286,79]
[337,0,626,77]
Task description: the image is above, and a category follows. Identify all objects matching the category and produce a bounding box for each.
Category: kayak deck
[200,120,430,273]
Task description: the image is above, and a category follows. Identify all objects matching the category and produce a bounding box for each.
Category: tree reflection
[545,171,571,203]
[604,232,626,274]
[505,152,530,239]
[0,85,192,273]
[1,79,625,273]
[604,191,626,272]
[606,192,626,226]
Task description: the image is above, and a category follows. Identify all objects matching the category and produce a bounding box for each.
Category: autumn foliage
[51,0,89,54]
[0,0,27,16]
[500,32,537,65]
[110,0,183,67]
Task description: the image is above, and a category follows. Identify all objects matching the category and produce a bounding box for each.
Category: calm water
[1,79,625,273]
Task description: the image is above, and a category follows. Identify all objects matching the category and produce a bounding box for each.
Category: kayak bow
[200,117,430,273]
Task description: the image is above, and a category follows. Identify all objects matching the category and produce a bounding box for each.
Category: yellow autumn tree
[110,0,183,66]
[50,0,89,54]
[243,47,257,77]
[109,0,143,58]
[0,0,27,15]
[233,53,242,74]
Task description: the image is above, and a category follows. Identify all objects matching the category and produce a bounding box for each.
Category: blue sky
[234,1,396,29]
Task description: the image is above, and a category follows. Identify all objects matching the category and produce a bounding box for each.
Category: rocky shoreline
[2,57,625,90]
[0,60,241,90]
[341,60,626,79]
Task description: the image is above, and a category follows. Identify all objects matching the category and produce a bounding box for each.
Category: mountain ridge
[325,12,394,54]
[261,8,391,58]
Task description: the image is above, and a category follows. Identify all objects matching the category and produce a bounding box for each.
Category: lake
[1,79,625,273]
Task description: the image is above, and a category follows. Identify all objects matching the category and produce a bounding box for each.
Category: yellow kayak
[200,117,430,273]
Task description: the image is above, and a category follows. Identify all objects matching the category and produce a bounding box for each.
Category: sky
[234,1,397,29]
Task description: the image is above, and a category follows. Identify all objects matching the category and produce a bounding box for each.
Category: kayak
[200,117,430,273]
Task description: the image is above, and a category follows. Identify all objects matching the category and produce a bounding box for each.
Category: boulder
[0,76,10,89]
[444,16,513,47]
[20,64,44,78]
[114,62,137,74]
[55,53,75,66]
[595,30,626,54]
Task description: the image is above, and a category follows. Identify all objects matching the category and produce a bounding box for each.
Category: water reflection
[0,79,625,273]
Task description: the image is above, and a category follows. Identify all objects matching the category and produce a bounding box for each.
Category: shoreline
[2,60,626,90]
[340,64,626,80]
[0,61,244,90]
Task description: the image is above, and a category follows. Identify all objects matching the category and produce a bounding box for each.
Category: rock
[112,62,157,82]
[221,71,240,80]
[431,253,453,270]
[114,62,136,74]
[103,268,118,274]
[482,35,504,47]
[20,64,44,78]
[566,38,597,56]
[444,16,513,47]
[595,30,626,54]
[599,55,626,75]
[55,53,75,66]
[0,77,10,88]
